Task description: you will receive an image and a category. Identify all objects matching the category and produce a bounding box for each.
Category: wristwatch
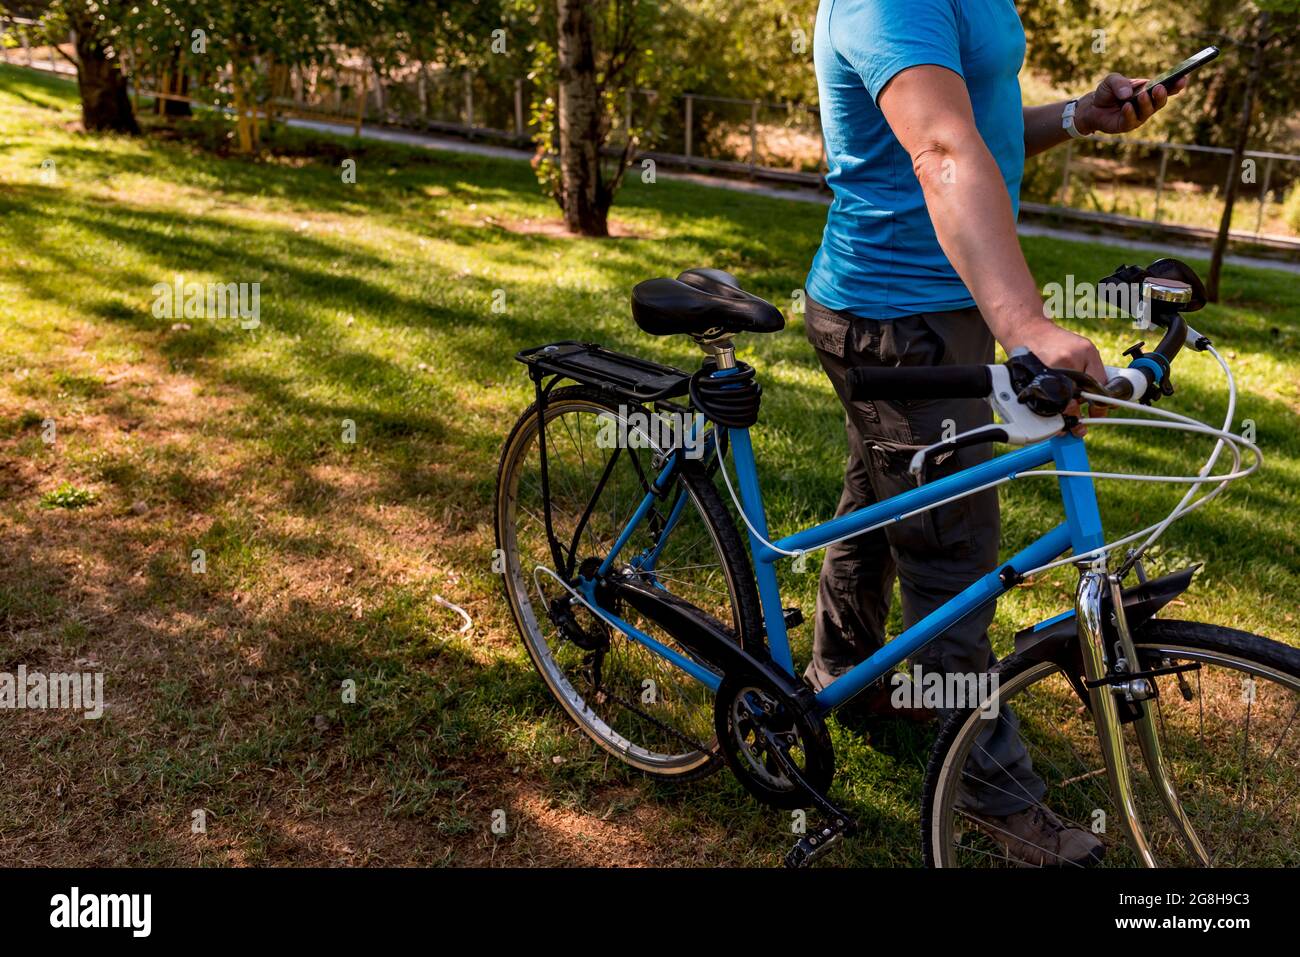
[1062,98,1088,139]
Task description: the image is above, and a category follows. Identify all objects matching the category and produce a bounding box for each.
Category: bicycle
[495,257,1298,867]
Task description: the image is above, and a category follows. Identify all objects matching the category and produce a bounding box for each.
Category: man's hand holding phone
[1074,72,1189,135]
[1073,45,1218,135]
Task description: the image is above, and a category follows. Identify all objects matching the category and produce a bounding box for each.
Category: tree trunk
[69,18,139,134]
[556,0,608,236]
[1207,12,1269,301]
[163,51,191,117]
[231,66,255,154]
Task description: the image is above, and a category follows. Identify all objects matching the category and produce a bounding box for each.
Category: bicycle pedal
[784,821,847,868]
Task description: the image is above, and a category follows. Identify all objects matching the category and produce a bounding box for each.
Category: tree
[2,0,141,133]
[1206,1,1300,299]
[5,0,213,133]
[555,0,605,234]
[1206,9,1267,300]
[522,0,671,236]
[65,1,138,133]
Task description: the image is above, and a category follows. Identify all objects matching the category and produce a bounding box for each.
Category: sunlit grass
[0,62,1296,866]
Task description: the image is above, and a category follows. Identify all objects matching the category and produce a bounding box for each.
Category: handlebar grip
[846,365,992,401]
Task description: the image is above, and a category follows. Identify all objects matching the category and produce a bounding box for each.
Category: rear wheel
[924,620,1300,867]
[495,386,761,780]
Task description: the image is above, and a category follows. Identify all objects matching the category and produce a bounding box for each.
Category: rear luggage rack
[516,341,690,402]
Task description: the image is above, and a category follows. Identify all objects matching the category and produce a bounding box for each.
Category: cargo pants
[803,295,1045,815]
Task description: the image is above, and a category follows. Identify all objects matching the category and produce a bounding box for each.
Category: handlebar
[848,298,1193,411]
[1070,311,1189,403]
[845,364,992,401]
[840,261,1215,475]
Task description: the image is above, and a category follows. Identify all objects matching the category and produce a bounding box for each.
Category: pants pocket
[867,437,976,558]
[804,299,850,358]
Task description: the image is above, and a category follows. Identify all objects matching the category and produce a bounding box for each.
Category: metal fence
[1026,136,1300,247]
[341,67,1298,247]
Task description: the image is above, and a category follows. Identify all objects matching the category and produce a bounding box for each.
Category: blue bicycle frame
[581,396,1106,720]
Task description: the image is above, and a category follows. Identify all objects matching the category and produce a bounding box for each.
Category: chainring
[713,671,834,810]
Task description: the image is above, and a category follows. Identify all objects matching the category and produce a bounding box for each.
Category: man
[805,0,1187,865]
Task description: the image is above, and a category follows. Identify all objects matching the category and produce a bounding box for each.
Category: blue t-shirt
[806,0,1026,318]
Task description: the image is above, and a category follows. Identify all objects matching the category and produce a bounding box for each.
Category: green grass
[0,62,1297,867]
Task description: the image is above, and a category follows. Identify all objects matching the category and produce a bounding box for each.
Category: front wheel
[923,619,1300,867]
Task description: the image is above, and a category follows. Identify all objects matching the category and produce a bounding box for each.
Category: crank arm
[757,724,859,868]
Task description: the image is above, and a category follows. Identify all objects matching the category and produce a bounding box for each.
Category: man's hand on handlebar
[1000,317,1107,434]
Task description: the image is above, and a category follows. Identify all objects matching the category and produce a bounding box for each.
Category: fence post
[684,94,693,165]
[1255,157,1274,237]
[21,28,31,66]
[1060,140,1073,206]
[464,70,474,131]
[514,78,525,139]
[1153,147,1169,222]
[371,64,384,116]
[749,99,760,176]
[354,69,367,136]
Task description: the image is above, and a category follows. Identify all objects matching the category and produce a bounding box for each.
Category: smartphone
[1126,46,1220,105]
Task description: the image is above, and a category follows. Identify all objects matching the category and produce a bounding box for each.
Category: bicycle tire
[922,618,1300,867]
[495,384,764,781]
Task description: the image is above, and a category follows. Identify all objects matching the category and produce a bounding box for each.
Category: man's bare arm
[877,65,1105,381]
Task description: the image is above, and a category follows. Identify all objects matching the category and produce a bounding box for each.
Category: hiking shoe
[971,804,1105,867]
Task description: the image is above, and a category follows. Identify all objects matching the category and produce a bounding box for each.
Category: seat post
[696,335,736,372]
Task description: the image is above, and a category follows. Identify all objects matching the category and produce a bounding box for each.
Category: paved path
[1015,223,1300,276]
[288,117,1300,276]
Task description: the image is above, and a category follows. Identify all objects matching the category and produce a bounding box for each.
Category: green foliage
[1020,0,1300,149]
[38,482,98,510]
[1284,180,1300,232]
[665,0,820,104]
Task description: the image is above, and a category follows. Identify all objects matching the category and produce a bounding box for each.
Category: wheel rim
[498,396,743,775]
[931,640,1300,867]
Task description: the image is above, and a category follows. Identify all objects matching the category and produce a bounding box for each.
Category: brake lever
[988,363,1067,444]
[1049,367,1152,406]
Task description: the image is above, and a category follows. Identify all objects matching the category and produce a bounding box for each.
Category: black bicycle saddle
[631,268,786,338]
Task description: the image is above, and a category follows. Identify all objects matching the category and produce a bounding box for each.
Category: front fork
[1075,560,1209,866]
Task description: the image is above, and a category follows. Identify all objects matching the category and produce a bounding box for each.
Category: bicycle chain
[581,653,715,757]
